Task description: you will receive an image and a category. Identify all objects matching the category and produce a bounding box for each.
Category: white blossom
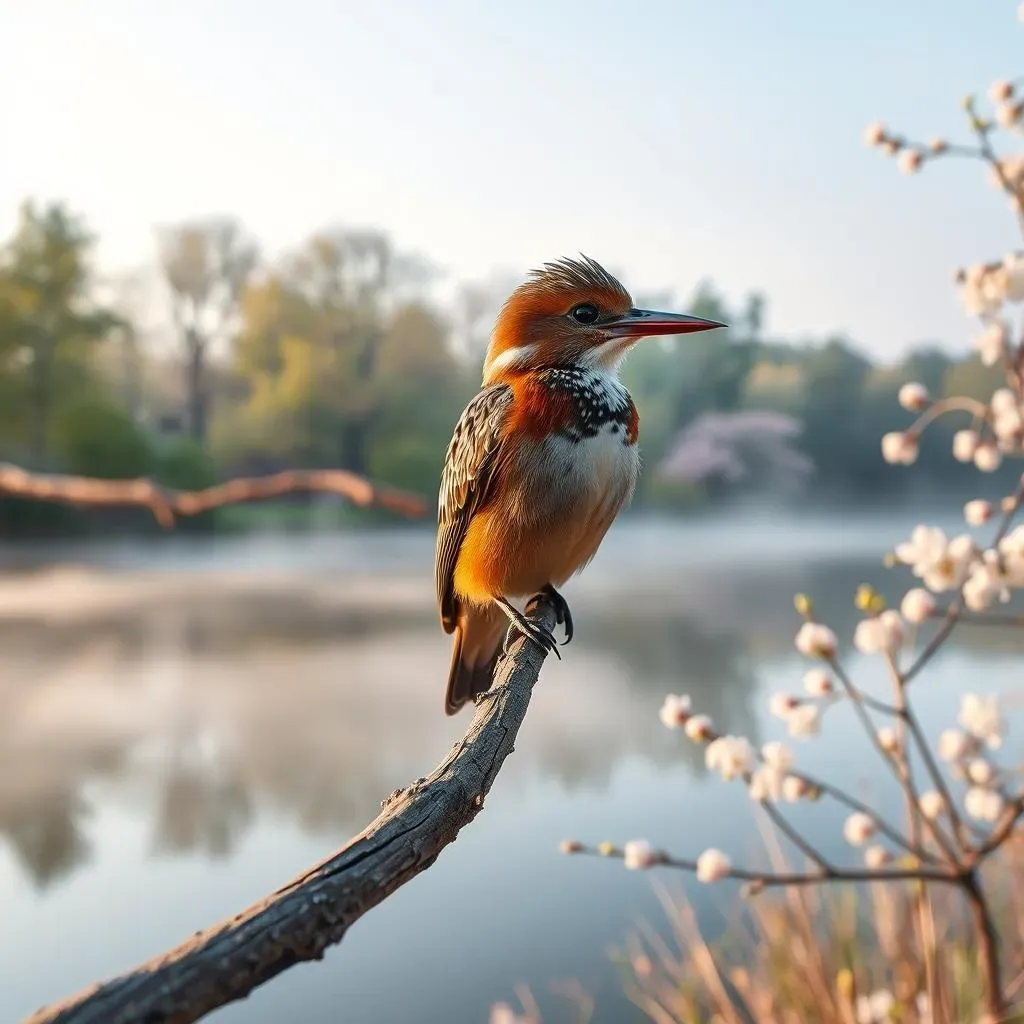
[748,767,781,802]
[843,812,876,846]
[916,992,932,1024]
[959,693,1005,749]
[706,735,756,780]
[876,726,899,754]
[1003,252,1024,300]
[898,149,923,174]
[991,387,1023,441]
[918,790,945,820]
[964,499,993,526]
[623,839,659,870]
[794,622,837,659]
[990,79,1015,103]
[963,556,1011,611]
[696,848,731,882]
[881,430,919,465]
[864,844,889,869]
[998,102,1024,129]
[972,320,1008,367]
[659,694,692,729]
[998,524,1024,584]
[856,990,895,1024]
[853,610,904,654]
[684,714,713,742]
[961,266,1006,316]
[953,428,980,462]
[900,587,936,624]
[490,1003,529,1024]
[938,729,970,762]
[898,382,929,411]
[864,122,886,147]
[967,758,995,785]
[786,703,821,738]
[782,775,808,802]
[975,440,1003,473]
[802,668,833,696]
[769,692,800,718]
[925,534,977,592]
[895,525,952,584]
[748,742,794,802]
[762,741,792,768]
[965,786,1005,822]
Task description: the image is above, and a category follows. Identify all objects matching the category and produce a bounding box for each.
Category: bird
[435,255,724,715]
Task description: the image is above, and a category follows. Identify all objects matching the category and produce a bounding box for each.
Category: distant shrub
[50,397,153,480]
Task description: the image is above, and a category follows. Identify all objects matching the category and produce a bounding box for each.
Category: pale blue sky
[0,0,1021,358]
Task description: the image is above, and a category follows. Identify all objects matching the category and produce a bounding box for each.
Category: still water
[1,511,1021,1024]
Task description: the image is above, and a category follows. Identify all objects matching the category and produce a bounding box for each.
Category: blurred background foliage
[0,199,1009,536]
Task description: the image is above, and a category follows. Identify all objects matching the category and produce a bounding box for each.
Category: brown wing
[435,383,514,632]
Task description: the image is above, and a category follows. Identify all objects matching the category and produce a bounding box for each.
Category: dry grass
[611,833,1024,1024]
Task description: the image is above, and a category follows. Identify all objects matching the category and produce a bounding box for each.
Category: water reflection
[3,519,1023,896]
[3,517,1024,1024]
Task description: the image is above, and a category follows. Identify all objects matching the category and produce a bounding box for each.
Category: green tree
[0,201,120,462]
[50,397,153,479]
[222,228,466,490]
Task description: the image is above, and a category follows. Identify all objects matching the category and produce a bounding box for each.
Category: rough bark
[22,602,557,1024]
[0,464,428,522]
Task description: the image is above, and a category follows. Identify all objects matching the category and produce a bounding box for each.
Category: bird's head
[482,255,724,384]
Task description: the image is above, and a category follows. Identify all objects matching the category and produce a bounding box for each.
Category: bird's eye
[569,303,600,325]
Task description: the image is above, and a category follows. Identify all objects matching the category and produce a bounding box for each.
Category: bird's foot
[496,597,561,660]
[526,584,574,646]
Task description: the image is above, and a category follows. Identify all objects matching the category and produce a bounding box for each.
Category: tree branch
[0,463,428,524]
[20,603,558,1024]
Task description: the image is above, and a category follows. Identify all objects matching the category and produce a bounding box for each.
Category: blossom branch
[560,844,959,888]
[660,700,932,864]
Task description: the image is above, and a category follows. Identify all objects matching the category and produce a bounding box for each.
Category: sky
[0,0,1022,360]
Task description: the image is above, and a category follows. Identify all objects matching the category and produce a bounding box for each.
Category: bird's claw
[525,584,574,646]
[502,618,561,659]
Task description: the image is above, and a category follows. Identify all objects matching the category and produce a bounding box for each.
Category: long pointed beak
[605,307,726,339]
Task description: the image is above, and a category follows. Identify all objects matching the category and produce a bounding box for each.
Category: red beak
[605,307,726,338]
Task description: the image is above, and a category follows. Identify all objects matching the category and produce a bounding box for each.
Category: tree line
[0,199,1010,536]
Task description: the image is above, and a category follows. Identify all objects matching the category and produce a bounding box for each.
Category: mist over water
[1,511,1021,1024]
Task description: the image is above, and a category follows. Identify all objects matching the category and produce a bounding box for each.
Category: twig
[963,869,1006,1022]
[21,603,558,1024]
[567,845,959,887]
[758,800,834,871]
[0,464,429,524]
[886,653,960,863]
[901,704,967,851]
[935,611,1024,627]
[830,658,954,862]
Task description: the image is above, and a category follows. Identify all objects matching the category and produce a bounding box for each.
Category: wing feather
[435,384,515,631]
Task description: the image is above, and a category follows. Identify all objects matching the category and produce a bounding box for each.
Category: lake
[1,510,1021,1024]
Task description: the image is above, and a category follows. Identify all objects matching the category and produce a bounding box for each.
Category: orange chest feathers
[504,369,640,447]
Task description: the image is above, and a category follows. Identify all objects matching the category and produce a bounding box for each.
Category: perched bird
[435,255,724,714]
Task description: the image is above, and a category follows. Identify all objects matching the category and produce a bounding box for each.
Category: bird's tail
[444,606,505,716]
